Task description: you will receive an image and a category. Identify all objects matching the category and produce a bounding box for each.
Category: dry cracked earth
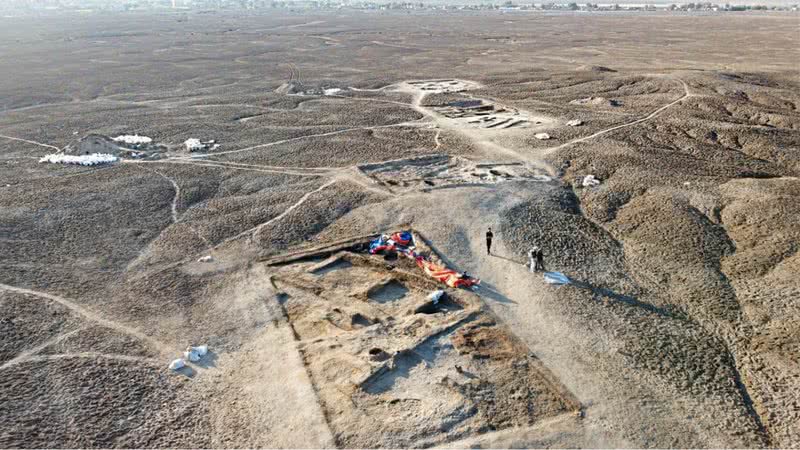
[0,9,798,449]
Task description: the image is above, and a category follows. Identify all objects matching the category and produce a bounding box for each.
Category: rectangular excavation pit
[432,99,533,129]
[357,155,547,193]
[307,254,354,275]
[268,233,580,448]
[366,279,410,303]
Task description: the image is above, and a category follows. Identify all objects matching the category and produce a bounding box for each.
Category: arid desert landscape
[1,9,799,448]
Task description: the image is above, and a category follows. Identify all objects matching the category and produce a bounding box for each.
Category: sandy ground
[1,9,798,449]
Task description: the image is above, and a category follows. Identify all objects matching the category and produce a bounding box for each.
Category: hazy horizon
[2,0,798,9]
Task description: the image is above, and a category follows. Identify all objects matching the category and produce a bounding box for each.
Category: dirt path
[140,166,181,224]
[207,267,336,448]
[0,327,85,371]
[396,82,558,177]
[332,167,396,198]
[23,352,161,366]
[340,77,729,446]
[220,179,339,246]
[394,77,690,177]
[542,77,692,155]
[370,40,422,51]
[2,350,161,371]
[189,122,420,160]
[0,283,172,357]
[132,164,212,247]
[0,133,62,152]
[327,94,415,109]
[124,158,394,274]
[126,159,326,178]
[171,158,334,174]
[361,181,741,447]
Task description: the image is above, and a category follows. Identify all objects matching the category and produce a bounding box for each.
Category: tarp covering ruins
[369,231,480,289]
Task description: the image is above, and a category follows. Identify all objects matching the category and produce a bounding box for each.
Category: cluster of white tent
[112,134,152,145]
[39,153,118,166]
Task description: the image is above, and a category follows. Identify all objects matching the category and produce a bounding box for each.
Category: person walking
[485,227,494,255]
[528,246,539,273]
[535,247,545,272]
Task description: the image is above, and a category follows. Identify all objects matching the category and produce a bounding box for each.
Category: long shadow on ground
[571,279,678,319]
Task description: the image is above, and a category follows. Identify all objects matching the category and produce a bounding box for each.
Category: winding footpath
[1,76,692,263]
[543,78,693,155]
[0,283,172,359]
[0,133,62,152]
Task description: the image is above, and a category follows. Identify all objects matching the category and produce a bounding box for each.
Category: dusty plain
[0,9,798,449]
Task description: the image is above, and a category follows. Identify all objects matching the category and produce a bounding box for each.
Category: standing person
[535,247,545,272]
[528,246,539,273]
[485,227,494,255]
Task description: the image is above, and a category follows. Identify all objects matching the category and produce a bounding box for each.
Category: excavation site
[0,6,798,449]
[265,232,579,448]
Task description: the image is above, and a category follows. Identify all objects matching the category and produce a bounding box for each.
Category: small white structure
[39,153,118,166]
[113,135,152,145]
[185,138,204,152]
[184,347,201,362]
[193,345,208,356]
[582,174,601,187]
[168,359,185,371]
[567,119,583,127]
[197,255,213,263]
[182,345,209,363]
[534,133,551,140]
[427,290,445,304]
[184,138,219,152]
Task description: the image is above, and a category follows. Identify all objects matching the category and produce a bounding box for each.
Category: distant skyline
[2,0,797,9]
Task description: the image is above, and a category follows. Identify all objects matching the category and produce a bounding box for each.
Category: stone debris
[567,119,584,127]
[535,133,551,140]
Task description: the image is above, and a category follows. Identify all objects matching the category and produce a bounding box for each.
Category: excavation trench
[266,233,580,448]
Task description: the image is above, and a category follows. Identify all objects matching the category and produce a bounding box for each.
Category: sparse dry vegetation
[0,9,798,449]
